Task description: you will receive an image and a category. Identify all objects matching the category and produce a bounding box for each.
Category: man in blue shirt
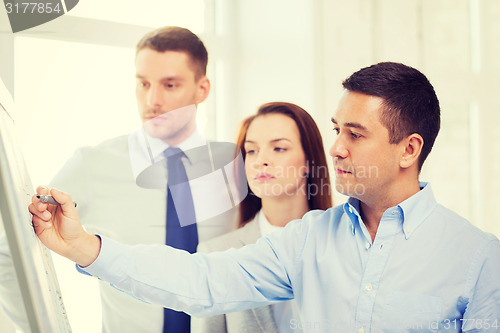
[31,62,500,332]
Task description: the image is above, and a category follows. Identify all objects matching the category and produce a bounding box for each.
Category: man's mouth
[334,166,353,176]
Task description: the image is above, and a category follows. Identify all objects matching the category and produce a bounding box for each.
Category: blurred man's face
[135,48,209,145]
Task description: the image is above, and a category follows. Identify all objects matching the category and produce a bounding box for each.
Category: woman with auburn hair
[192,102,332,333]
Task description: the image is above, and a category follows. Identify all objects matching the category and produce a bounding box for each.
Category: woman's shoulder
[197,218,261,253]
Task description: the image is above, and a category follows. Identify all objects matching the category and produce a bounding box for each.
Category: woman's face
[244,113,308,200]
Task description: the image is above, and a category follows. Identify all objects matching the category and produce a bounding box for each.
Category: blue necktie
[163,147,198,333]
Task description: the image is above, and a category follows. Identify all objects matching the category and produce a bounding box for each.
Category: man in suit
[2,26,239,333]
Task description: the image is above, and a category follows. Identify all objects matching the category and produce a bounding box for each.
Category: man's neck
[358,180,421,242]
[162,126,196,147]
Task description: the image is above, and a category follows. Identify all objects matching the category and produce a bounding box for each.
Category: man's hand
[29,186,101,267]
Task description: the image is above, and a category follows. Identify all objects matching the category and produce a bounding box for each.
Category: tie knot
[163,147,183,159]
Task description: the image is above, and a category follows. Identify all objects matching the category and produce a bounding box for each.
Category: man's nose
[146,85,164,108]
[329,136,348,159]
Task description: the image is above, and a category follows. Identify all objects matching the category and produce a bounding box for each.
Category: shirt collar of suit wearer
[343,182,437,240]
[150,129,206,164]
[128,126,206,182]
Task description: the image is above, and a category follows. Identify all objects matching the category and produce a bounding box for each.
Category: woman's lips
[255,173,275,182]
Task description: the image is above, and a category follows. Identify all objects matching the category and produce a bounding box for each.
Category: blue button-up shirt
[82,183,500,332]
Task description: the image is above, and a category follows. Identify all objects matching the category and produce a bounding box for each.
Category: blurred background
[1,0,499,331]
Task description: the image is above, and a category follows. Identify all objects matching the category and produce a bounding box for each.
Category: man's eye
[351,132,361,139]
[333,127,340,135]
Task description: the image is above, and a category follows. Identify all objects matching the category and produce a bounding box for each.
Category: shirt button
[358,327,365,333]
[349,206,353,214]
[365,242,371,249]
[405,227,412,234]
[365,283,373,291]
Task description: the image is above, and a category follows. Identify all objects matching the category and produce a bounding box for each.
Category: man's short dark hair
[342,62,440,170]
[136,26,208,80]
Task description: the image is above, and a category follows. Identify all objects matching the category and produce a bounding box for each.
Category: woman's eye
[274,147,286,152]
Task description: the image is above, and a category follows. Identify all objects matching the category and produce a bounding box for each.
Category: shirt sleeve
[190,242,228,333]
[462,238,500,332]
[80,217,310,317]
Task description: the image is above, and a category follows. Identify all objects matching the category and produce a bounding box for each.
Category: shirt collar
[398,182,438,239]
[343,182,438,240]
[257,210,284,236]
[343,198,362,235]
[128,127,206,181]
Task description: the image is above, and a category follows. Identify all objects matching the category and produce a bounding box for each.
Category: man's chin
[144,124,175,139]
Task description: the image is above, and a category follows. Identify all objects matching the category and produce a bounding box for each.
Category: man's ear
[196,76,210,104]
[400,133,423,169]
